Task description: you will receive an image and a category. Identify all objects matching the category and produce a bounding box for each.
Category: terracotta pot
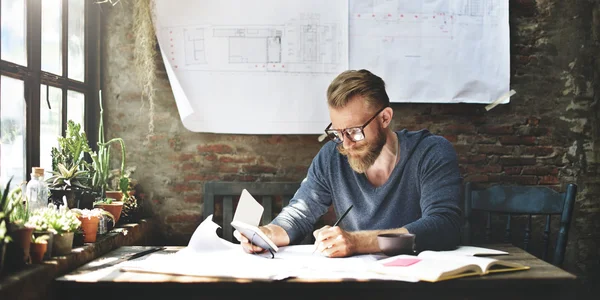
[53,232,74,256]
[5,226,35,270]
[33,231,54,260]
[94,201,123,224]
[78,216,100,243]
[105,191,124,201]
[30,242,48,264]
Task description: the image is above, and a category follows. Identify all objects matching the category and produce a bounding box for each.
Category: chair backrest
[463,182,577,267]
[203,181,301,243]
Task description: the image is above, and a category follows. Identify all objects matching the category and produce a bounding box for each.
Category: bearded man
[240,69,463,258]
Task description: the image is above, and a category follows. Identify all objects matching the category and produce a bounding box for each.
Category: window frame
[0,0,100,182]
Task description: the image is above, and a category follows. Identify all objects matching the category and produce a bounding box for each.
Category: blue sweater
[271,129,463,251]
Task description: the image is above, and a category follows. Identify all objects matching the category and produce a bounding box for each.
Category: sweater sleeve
[403,137,463,251]
[271,146,333,244]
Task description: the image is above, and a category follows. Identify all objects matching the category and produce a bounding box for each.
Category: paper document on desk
[120,215,417,282]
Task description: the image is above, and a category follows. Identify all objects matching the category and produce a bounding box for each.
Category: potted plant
[46,163,91,208]
[70,208,114,243]
[26,210,56,260]
[48,120,94,209]
[43,204,81,256]
[88,96,127,224]
[30,234,50,264]
[5,183,36,270]
[0,177,14,275]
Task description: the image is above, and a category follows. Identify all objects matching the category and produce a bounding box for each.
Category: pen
[312,204,354,254]
[126,247,166,261]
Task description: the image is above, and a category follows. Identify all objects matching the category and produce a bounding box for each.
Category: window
[0,0,100,187]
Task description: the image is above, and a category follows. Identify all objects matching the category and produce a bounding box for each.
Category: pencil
[312,205,354,254]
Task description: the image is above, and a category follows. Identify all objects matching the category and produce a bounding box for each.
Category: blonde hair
[326,69,390,110]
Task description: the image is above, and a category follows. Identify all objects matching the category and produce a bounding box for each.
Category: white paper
[232,189,263,226]
[349,0,510,104]
[153,0,348,134]
[432,245,508,256]
[121,215,417,282]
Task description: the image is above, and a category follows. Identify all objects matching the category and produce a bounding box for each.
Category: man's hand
[312,225,356,258]
[239,224,290,253]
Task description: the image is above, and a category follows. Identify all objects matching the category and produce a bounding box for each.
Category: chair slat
[282,195,290,208]
[485,212,492,242]
[543,215,551,261]
[262,196,273,225]
[524,215,532,251]
[223,196,234,241]
[504,215,511,243]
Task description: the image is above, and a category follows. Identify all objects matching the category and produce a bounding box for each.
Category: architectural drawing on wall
[349,0,509,104]
[184,28,207,65]
[161,14,345,74]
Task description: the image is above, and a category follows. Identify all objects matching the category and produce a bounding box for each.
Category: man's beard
[337,127,387,173]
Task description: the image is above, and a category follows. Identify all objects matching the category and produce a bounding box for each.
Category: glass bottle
[26,167,49,212]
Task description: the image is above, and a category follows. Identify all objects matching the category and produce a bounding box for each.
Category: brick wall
[102,0,599,296]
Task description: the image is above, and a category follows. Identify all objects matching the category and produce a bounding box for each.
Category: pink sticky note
[383,258,421,267]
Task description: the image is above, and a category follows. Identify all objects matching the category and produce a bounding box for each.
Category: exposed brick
[443,124,476,134]
[222,175,259,182]
[267,135,287,144]
[504,167,523,175]
[488,175,538,185]
[184,174,220,182]
[165,213,202,224]
[515,126,550,136]
[465,175,489,183]
[477,145,514,155]
[499,136,537,145]
[184,195,202,203]
[180,163,198,171]
[479,125,514,135]
[170,184,195,193]
[453,144,472,154]
[196,144,234,154]
[523,146,555,156]
[443,135,458,143]
[204,154,218,161]
[522,166,559,176]
[459,154,488,164]
[526,117,540,126]
[218,156,256,164]
[498,157,537,166]
[539,175,560,185]
[243,165,278,174]
[218,165,240,173]
[466,165,503,174]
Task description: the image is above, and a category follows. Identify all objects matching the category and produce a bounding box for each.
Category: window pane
[1,0,27,66]
[68,0,85,81]
[67,90,85,130]
[0,76,26,187]
[42,0,63,75]
[40,85,62,174]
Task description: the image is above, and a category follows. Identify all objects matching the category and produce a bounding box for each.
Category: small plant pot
[52,232,74,256]
[5,226,35,270]
[105,191,124,201]
[78,216,100,243]
[49,189,76,208]
[94,201,124,224]
[33,231,54,260]
[30,242,48,264]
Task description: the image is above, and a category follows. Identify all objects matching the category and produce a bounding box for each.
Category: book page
[434,246,509,256]
[418,251,522,274]
[372,255,482,282]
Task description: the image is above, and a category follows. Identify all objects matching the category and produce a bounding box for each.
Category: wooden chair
[203,181,301,243]
[463,182,577,267]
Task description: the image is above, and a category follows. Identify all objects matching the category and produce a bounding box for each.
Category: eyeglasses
[324,106,388,144]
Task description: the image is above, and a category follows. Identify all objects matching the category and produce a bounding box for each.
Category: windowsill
[0,218,158,300]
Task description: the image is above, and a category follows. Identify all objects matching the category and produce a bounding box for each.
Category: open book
[230,189,278,252]
[370,248,529,282]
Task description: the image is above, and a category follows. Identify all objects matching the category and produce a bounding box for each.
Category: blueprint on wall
[154,0,348,134]
[153,0,509,134]
[350,0,510,104]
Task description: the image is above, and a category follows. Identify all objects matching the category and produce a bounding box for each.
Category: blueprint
[153,0,348,134]
[350,0,510,104]
[154,0,510,134]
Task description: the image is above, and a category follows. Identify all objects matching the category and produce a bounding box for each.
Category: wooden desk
[55,244,576,300]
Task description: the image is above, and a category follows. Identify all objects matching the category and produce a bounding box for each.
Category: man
[240,69,462,258]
